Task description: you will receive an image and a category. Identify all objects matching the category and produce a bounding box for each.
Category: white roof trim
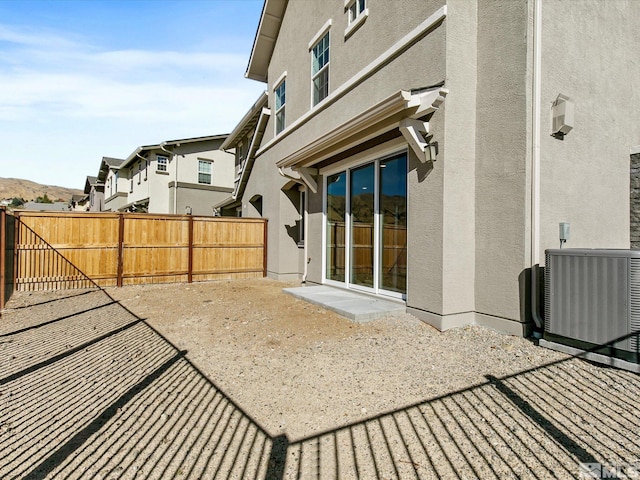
[275,87,448,170]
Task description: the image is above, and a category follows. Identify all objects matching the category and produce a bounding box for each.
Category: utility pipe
[530,0,544,330]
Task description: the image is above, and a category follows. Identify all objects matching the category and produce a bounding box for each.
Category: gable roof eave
[245,0,288,83]
[221,91,269,150]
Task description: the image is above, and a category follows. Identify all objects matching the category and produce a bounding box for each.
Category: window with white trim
[129,176,133,193]
[347,0,366,24]
[311,31,330,106]
[198,160,212,184]
[144,160,148,180]
[156,155,168,172]
[137,162,141,184]
[345,0,368,37]
[274,78,286,135]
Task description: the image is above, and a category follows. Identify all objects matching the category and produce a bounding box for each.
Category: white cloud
[0,22,265,188]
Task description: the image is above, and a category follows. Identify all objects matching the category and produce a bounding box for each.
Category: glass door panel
[350,163,375,288]
[379,154,407,294]
[326,172,346,282]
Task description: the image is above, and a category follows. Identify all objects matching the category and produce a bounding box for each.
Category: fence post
[117,213,124,287]
[0,206,5,310]
[188,215,194,283]
[13,213,19,294]
[263,219,268,277]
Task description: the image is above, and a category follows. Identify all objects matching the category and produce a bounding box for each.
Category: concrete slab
[283,285,405,322]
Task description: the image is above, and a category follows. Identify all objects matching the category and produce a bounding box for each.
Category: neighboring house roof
[97,157,125,182]
[84,175,104,194]
[121,133,230,169]
[23,202,70,211]
[245,0,288,82]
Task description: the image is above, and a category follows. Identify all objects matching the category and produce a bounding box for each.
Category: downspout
[278,168,311,283]
[160,143,177,214]
[530,0,544,330]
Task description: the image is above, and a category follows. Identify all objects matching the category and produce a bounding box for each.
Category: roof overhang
[221,91,269,150]
[245,0,287,82]
[275,87,448,170]
[121,134,229,169]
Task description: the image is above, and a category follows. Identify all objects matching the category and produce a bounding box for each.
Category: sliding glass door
[324,151,407,298]
[350,163,375,288]
[326,172,346,282]
[379,155,407,294]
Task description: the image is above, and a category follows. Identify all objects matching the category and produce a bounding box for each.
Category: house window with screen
[311,32,330,106]
[156,155,168,172]
[198,160,212,184]
[274,78,286,135]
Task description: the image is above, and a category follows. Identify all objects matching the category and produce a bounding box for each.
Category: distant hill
[0,177,83,203]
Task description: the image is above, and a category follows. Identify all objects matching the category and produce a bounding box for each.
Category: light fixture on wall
[399,118,439,163]
[550,94,574,139]
[425,141,438,162]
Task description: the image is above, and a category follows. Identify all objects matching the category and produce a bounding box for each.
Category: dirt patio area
[1,278,639,479]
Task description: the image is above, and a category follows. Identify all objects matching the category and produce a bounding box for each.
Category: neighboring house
[119,135,234,215]
[84,176,104,212]
[232,0,640,335]
[70,194,89,211]
[98,157,128,212]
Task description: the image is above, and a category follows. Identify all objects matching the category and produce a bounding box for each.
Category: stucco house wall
[237,0,640,335]
[117,136,234,216]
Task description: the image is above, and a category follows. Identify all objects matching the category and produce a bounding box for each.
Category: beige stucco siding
[262,0,447,160]
[538,0,640,255]
[474,0,530,322]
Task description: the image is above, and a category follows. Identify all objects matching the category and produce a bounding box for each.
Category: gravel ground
[1,278,639,479]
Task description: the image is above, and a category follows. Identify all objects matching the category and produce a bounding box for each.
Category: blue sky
[0,0,266,189]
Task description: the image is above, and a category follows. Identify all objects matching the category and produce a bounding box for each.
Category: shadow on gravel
[0,234,639,478]
[0,287,280,479]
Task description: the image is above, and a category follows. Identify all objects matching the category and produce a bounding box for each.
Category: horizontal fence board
[13,212,267,291]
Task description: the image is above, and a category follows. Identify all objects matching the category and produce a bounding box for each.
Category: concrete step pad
[283,285,405,323]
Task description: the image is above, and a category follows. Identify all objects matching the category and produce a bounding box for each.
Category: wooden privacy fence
[1,207,16,310]
[11,211,267,292]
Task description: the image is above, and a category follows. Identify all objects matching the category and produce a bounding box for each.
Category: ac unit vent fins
[630,258,640,352]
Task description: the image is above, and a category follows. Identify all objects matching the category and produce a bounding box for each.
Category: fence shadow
[280,332,640,479]
[0,286,282,479]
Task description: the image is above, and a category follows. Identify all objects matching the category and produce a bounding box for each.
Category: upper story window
[198,160,212,185]
[114,172,119,193]
[345,0,368,37]
[274,77,286,135]
[347,0,366,23]
[137,163,141,184]
[144,160,148,180]
[129,176,133,193]
[311,31,330,106]
[156,155,168,172]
